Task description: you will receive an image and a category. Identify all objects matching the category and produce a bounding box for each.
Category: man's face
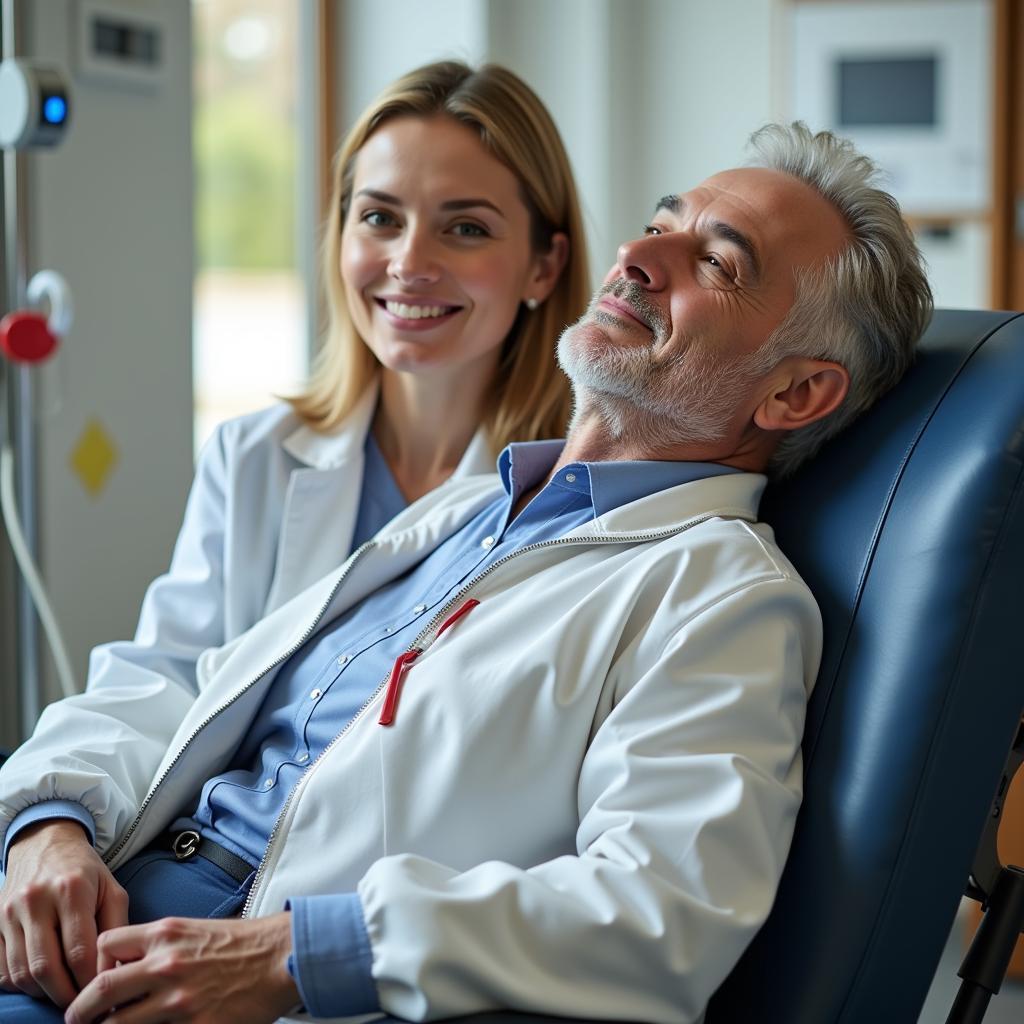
[557,167,849,452]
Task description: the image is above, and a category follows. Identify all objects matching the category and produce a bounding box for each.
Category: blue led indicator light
[43,96,67,125]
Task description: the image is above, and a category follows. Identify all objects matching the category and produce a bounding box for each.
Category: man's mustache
[593,280,669,342]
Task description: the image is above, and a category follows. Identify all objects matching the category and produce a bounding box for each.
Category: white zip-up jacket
[0,469,820,1024]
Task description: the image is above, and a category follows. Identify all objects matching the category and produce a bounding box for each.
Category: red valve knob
[0,310,59,364]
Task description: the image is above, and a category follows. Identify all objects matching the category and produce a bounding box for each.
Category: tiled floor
[918,902,1024,1023]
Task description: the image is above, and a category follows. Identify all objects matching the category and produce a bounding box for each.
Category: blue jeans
[0,849,254,1022]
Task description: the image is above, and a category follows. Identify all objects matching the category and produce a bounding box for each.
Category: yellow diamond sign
[70,418,119,497]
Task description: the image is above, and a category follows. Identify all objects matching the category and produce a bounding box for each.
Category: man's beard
[556,281,774,452]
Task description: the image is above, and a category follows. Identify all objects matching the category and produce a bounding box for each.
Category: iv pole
[1,0,41,741]
[1,0,75,733]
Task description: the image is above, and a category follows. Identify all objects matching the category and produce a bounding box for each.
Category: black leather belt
[155,829,254,885]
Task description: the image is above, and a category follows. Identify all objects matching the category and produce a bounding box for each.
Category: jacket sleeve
[356,576,819,1024]
[0,425,234,855]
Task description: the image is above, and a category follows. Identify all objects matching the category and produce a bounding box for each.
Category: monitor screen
[837,56,937,127]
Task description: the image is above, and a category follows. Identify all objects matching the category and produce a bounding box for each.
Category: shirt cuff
[286,892,380,1018]
[3,800,96,873]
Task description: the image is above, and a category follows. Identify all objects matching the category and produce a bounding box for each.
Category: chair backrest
[707,309,1024,1022]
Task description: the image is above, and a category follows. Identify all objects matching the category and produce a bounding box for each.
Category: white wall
[22,1,194,711]
[334,0,488,121]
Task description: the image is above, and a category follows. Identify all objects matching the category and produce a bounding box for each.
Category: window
[192,0,307,454]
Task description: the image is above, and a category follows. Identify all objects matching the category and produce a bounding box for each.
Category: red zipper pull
[379,649,420,726]
[378,599,480,727]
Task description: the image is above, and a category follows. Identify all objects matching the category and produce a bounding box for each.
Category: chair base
[948,865,1024,1023]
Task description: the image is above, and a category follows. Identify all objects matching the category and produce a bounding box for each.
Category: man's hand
[65,912,299,1024]
[0,819,129,1007]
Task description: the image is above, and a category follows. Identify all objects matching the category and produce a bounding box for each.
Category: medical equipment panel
[791,0,992,216]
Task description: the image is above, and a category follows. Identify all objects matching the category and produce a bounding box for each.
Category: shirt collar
[497,441,742,517]
[498,441,564,500]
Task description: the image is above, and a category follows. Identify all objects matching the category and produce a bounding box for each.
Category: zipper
[101,541,379,869]
[239,511,727,916]
[395,515,723,658]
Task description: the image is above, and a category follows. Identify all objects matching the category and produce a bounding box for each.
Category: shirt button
[336,654,349,667]
[263,778,274,789]
[297,752,309,764]
[413,603,427,614]
[383,625,393,634]
[310,688,322,700]
[565,472,577,483]
[481,536,495,549]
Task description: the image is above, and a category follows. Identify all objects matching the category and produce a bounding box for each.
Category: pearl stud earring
[525,298,539,311]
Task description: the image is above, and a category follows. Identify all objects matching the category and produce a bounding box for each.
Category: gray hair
[747,122,933,477]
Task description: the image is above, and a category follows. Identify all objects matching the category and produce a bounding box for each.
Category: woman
[0,61,590,1018]
[113,59,590,688]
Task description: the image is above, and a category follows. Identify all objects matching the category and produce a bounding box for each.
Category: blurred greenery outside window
[192,0,307,456]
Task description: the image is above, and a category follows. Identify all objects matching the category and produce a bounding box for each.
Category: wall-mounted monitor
[791,1,991,216]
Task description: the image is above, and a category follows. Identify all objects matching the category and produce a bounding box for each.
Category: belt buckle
[171,829,201,861]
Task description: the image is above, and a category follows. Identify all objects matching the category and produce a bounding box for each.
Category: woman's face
[340,115,551,384]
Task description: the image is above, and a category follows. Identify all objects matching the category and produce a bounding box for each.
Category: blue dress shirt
[3,436,737,1018]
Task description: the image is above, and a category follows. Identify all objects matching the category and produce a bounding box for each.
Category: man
[0,123,932,1024]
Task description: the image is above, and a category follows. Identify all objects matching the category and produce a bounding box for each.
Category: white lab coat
[0,468,820,1024]
[91,384,496,701]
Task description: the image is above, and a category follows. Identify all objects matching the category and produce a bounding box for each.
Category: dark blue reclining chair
[385,308,1024,1024]
[709,307,1024,1023]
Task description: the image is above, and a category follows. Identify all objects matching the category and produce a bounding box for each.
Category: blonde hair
[288,61,591,452]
